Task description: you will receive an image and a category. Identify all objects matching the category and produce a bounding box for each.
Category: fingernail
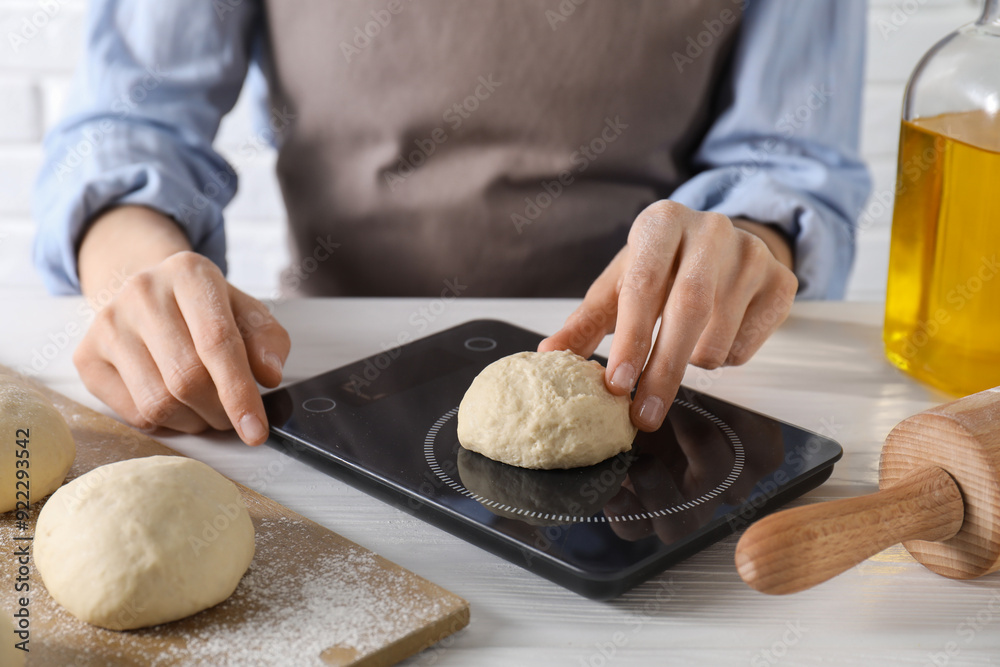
[263,351,283,375]
[610,362,637,392]
[239,413,267,445]
[638,396,665,428]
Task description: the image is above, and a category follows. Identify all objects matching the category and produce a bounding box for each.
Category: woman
[33,0,870,444]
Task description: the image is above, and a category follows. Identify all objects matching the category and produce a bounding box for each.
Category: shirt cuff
[32,127,233,295]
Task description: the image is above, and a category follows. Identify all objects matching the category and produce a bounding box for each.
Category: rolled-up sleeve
[32,0,260,294]
[670,0,871,299]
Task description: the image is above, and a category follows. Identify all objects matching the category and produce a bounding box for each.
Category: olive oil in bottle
[884,111,1000,395]
[882,0,1000,395]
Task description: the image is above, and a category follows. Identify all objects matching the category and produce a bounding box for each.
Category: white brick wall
[0,0,985,300]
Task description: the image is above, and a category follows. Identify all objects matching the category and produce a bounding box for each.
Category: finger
[689,234,783,369]
[650,498,717,545]
[101,332,211,434]
[632,227,726,431]
[727,270,797,366]
[690,393,784,504]
[133,294,232,431]
[174,260,269,446]
[626,448,686,518]
[229,286,291,389]
[688,272,759,371]
[606,205,683,396]
[75,355,151,430]
[537,300,613,359]
[604,487,654,541]
[627,422,720,544]
[669,407,734,496]
[537,249,627,357]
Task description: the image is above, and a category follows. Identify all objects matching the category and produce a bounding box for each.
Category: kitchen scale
[262,320,842,600]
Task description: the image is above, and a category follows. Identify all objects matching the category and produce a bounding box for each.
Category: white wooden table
[5,296,998,666]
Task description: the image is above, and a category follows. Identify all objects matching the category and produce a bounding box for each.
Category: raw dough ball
[457,351,636,469]
[34,455,255,630]
[0,374,75,513]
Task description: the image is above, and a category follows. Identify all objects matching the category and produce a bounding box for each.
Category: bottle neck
[979,0,1000,25]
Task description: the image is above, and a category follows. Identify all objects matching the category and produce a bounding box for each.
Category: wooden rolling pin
[736,387,1000,594]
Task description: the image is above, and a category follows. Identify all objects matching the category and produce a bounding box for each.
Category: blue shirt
[33,0,871,299]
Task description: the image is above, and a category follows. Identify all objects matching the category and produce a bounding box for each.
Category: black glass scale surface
[263,320,841,600]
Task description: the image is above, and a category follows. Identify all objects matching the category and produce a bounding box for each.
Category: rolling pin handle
[735,465,964,595]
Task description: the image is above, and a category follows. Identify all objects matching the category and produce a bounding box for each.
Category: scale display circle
[423,400,745,524]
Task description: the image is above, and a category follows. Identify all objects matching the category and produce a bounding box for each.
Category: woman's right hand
[75,206,289,445]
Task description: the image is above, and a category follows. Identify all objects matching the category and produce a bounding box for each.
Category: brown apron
[261,0,743,297]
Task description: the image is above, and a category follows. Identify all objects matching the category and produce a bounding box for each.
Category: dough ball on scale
[458,351,636,470]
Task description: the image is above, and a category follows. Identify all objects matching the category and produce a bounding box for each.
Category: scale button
[464,337,497,351]
[302,397,337,413]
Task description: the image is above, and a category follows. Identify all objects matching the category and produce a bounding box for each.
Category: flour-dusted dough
[0,374,75,513]
[457,351,637,469]
[34,455,255,630]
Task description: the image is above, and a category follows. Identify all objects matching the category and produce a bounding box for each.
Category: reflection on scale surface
[437,389,787,547]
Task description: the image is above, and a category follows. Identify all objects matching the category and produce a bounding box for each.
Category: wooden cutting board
[0,370,470,666]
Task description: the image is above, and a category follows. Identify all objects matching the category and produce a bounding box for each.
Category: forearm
[78,206,192,301]
[732,218,794,271]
